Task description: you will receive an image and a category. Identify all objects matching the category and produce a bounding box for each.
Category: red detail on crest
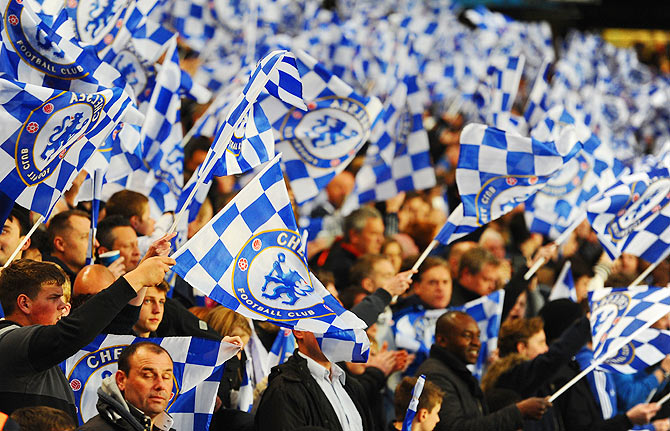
[292,111,302,120]
[116,19,123,28]
[617,209,625,217]
[307,101,316,110]
[632,193,640,202]
[653,205,661,213]
[16,0,22,3]
[26,122,39,133]
[70,379,82,391]
[238,258,248,271]
[528,176,538,185]
[67,0,77,7]
[252,238,262,251]
[506,177,518,186]
[330,159,340,167]
[42,103,54,114]
[581,161,589,170]
[8,15,18,26]
[572,177,580,186]
[104,34,113,45]
[59,148,67,159]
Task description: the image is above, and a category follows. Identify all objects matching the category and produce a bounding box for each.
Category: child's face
[135,204,156,236]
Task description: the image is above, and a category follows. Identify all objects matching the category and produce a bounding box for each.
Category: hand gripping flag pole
[401,375,426,431]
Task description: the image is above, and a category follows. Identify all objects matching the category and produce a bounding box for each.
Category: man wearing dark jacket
[78,342,176,431]
[415,311,551,431]
[256,329,375,431]
[0,257,173,422]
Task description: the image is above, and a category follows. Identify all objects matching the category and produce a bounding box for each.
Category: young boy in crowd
[105,190,165,257]
[391,377,444,431]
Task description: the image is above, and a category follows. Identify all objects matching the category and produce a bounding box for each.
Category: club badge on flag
[599,328,670,374]
[171,154,369,362]
[61,335,240,430]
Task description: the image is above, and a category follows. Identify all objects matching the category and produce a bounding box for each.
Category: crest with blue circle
[65,0,127,51]
[590,292,630,348]
[539,152,591,197]
[279,97,369,168]
[4,0,86,78]
[15,91,105,186]
[109,49,148,96]
[231,229,335,322]
[474,174,540,225]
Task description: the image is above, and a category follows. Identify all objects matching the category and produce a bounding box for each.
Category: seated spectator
[415,311,551,431]
[78,342,175,431]
[133,282,169,337]
[390,377,444,431]
[0,256,173,420]
[96,216,140,273]
[255,330,375,431]
[10,406,75,431]
[0,205,31,266]
[310,207,385,291]
[43,210,96,284]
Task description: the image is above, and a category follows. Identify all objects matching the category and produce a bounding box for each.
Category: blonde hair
[205,306,251,337]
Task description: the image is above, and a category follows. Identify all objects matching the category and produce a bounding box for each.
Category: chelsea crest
[232,229,335,322]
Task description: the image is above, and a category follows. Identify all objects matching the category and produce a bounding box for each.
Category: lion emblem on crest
[260,252,314,305]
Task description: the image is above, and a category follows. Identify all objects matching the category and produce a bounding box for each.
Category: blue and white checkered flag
[60,334,239,430]
[268,328,296,368]
[341,70,435,214]
[452,290,505,380]
[402,375,425,431]
[587,165,670,263]
[0,0,131,94]
[171,154,369,362]
[523,59,552,129]
[589,286,670,367]
[549,260,578,302]
[260,49,383,205]
[435,123,583,245]
[599,328,670,374]
[0,75,141,217]
[394,308,445,373]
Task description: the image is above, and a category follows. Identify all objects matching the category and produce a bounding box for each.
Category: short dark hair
[184,136,212,162]
[435,310,471,339]
[10,406,75,431]
[458,247,499,278]
[498,317,544,357]
[349,254,391,287]
[393,377,444,421]
[96,215,132,250]
[7,205,30,236]
[416,256,449,283]
[117,341,172,375]
[47,210,90,253]
[105,190,149,220]
[0,259,67,315]
[343,207,382,241]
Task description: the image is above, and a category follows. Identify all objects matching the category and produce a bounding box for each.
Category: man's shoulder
[78,414,115,431]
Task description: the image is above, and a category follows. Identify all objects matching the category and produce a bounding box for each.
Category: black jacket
[415,344,523,431]
[255,350,375,431]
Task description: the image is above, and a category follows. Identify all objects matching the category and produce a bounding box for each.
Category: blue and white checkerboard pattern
[401,375,425,431]
[268,328,296,368]
[452,290,504,380]
[587,166,670,262]
[171,155,369,361]
[456,123,583,227]
[589,286,670,365]
[599,328,670,375]
[261,49,383,206]
[168,0,217,53]
[523,59,553,129]
[342,72,435,214]
[60,334,239,430]
[548,260,577,302]
[0,0,130,95]
[0,77,138,217]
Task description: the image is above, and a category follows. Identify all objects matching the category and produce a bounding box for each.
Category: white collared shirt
[298,352,363,431]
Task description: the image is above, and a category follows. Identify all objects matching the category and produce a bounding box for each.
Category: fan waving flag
[60,334,240,430]
[589,286,670,367]
[599,328,670,374]
[549,260,578,302]
[171,154,369,362]
[0,76,141,217]
[587,165,670,263]
[260,49,383,205]
[435,123,583,245]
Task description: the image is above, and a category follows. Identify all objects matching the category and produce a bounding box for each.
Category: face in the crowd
[134,286,167,337]
[506,291,527,322]
[325,171,355,209]
[116,347,174,419]
[574,275,591,302]
[0,216,26,266]
[28,282,67,325]
[652,313,670,330]
[461,262,499,296]
[350,217,385,255]
[418,403,442,431]
[59,215,94,272]
[441,313,480,365]
[382,241,403,273]
[364,258,396,293]
[134,205,156,237]
[414,265,452,309]
[111,226,141,272]
[521,330,548,360]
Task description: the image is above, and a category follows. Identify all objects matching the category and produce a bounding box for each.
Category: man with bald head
[415,311,551,431]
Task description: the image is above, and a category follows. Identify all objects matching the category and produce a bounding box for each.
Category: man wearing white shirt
[255,330,375,431]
